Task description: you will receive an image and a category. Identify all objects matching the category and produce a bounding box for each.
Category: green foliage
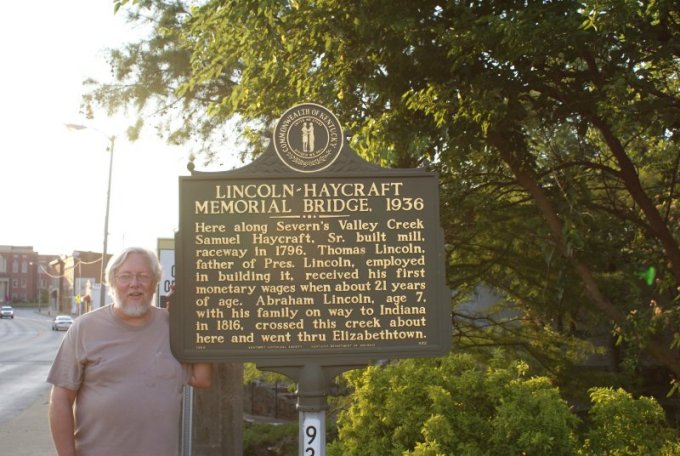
[489,376,579,454]
[328,352,579,455]
[243,422,297,456]
[243,363,290,385]
[580,387,680,455]
[327,354,680,455]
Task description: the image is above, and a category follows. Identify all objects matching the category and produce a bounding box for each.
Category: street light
[65,124,116,309]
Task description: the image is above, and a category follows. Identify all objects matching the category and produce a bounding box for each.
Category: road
[0,307,65,426]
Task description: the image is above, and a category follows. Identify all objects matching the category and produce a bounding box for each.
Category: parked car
[0,305,14,319]
[52,315,73,331]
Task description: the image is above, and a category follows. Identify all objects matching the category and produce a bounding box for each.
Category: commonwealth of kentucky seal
[273,103,344,173]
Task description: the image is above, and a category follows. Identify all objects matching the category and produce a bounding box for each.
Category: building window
[12,260,18,273]
[21,279,27,289]
[0,256,6,273]
[22,260,28,273]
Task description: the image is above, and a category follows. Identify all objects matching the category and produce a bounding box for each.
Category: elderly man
[47,247,211,456]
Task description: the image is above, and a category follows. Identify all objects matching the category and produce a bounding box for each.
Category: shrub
[490,376,578,454]
[328,352,578,455]
[580,387,680,455]
[243,422,297,456]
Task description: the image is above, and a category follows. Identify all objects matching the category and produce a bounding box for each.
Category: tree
[94,0,680,392]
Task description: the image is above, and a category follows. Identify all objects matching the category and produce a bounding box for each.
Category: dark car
[52,315,73,331]
[0,305,14,319]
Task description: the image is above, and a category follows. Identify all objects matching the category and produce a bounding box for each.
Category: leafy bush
[580,387,680,455]
[489,376,578,454]
[328,352,578,455]
[243,422,297,456]
[327,352,680,455]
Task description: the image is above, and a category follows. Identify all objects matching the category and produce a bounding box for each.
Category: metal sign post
[257,363,358,456]
[180,386,193,456]
[300,412,325,456]
[296,364,328,456]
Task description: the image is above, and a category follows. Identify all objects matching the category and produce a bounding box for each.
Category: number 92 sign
[301,413,324,455]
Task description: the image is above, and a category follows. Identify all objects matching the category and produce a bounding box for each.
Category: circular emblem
[273,103,344,173]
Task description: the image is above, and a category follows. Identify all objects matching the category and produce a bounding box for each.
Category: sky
[0,2,243,257]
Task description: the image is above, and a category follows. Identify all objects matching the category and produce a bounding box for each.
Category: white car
[0,305,14,319]
[52,315,73,331]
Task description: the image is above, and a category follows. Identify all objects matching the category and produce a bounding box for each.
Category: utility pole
[100,135,115,307]
[65,124,115,308]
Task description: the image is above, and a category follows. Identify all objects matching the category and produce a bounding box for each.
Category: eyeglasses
[115,272,154,285]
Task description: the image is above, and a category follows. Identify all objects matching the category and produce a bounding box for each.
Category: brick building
[0,244,112,315]
[0,245,40,303]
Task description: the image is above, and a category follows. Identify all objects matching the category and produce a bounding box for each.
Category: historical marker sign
[171,104,451,365]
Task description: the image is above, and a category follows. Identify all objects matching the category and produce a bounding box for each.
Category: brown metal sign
[171,104,451,364]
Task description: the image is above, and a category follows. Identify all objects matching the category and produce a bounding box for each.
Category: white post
[299,411,325,456]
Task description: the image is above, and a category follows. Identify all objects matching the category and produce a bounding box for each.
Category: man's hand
[189,363,213,388]
[164,284,176,311]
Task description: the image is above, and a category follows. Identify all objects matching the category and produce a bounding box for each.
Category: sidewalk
[0,387,56,455]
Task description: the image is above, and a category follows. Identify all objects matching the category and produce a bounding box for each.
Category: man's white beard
[120,302,150,317]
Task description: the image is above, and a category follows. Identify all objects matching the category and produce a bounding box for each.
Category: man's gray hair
[104,247,162,286]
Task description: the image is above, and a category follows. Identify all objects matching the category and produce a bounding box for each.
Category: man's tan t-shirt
[47,305,190,456]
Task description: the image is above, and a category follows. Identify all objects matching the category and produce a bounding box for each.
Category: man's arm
[188,363,212,388]
[49,385,78,456]
[164,289,212,388]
